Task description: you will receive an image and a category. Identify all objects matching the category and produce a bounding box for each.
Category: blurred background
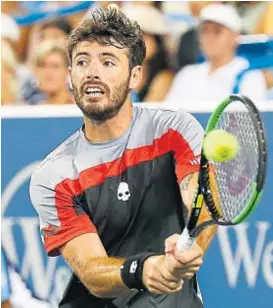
[1,1,273,308]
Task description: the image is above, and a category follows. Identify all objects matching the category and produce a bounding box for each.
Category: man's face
[199,21,238,60]
[70,41,133,121]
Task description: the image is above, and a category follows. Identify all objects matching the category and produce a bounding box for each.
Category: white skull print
[117,182,131,201]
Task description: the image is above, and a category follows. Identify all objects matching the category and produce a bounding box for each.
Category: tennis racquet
[177,94,268,252]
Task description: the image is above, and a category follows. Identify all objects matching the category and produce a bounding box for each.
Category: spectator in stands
[255,2,273,35]
[27,17,72,65]
[2,249,12,307]
[1,248,51,308]
[235,1,273,35]
[1,13,29,104]
[22,18,72,103]
[123,5,174,102]
[166,4,267,104]
[1,40,18,104]
[26,40,72,105]
[177,1,219,70]
[39,18,72,44]
[1,13,20,53]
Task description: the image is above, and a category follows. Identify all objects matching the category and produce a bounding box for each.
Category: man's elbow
[80,278,108,298]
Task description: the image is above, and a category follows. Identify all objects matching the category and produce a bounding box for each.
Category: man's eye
[77,60,87,66]
[104,61,115,67]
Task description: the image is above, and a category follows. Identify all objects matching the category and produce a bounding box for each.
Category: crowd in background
[1,1,273,106]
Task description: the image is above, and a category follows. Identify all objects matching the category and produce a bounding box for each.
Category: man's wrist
[120,253,157,290]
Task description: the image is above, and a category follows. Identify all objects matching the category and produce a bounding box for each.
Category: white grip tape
[176,228,196,252]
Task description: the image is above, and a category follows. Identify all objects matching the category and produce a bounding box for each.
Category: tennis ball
[203,130,239,162]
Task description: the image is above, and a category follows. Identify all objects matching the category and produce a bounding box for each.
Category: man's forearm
[180,172,217,252]
[67,256,130,298]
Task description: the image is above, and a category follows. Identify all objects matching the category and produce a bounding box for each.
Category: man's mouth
[83,85,105,97]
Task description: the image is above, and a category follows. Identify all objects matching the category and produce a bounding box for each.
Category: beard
[72,77,130,122]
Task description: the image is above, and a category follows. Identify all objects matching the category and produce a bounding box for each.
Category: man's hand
[142,233,203,294]
[164,234,203,280]
[142,255,184,294]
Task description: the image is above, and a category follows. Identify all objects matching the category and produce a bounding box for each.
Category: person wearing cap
[123,4,174,102]
[166,4,267,104]
[176,1,220,70]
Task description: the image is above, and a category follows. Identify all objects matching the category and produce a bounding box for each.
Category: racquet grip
[176,228,196,252]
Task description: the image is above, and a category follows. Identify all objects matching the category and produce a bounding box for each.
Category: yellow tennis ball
[203,130,239,162]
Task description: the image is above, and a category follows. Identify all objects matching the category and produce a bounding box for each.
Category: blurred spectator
[166,4,267,104]
[177,1,219,70]
[26,17,72,65]
[1,40,18,104]
[123,5,174,102]
[1,13,20,50]
[24,40,72,105]
[39,17,72,43]
[2,249,12,307]
[1,248,50,308]
[1,13,36,103]
[22,17,72,102]
[235,1,271,35]
[255,2,273,35]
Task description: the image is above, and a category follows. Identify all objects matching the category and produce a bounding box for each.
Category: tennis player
[30,7,217,308]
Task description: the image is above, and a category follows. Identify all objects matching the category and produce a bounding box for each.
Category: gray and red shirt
[30,105,204,307]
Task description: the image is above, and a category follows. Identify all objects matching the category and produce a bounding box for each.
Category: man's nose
[86,63,100,81]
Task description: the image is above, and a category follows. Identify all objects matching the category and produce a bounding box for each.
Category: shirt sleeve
[240,70,267,101]
[170,110,204,182]
[30,168,97,257]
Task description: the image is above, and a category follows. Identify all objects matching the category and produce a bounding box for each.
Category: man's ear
[129,66,142,89]
[68,66,73,89]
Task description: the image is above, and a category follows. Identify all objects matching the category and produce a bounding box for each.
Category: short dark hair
[41,18,72,36]
[67,7,146,69]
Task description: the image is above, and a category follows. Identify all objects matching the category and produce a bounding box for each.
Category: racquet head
[200,94,267,226]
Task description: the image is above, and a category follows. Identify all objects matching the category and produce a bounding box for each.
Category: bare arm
[180,173,217,252]
[1,301,12,308]
[60,232,197,297]
[60,233,130,298]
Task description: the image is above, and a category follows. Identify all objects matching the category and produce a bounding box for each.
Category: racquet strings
[208,101,259,222]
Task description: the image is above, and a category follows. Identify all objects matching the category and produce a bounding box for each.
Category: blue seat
[232,37,273,93]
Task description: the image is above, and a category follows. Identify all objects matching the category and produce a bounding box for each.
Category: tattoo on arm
[180,174,194,191]
[179,173,198,214]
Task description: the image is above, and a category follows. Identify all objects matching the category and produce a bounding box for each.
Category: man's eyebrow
[101,52,120,61]
[73,51,90,60]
